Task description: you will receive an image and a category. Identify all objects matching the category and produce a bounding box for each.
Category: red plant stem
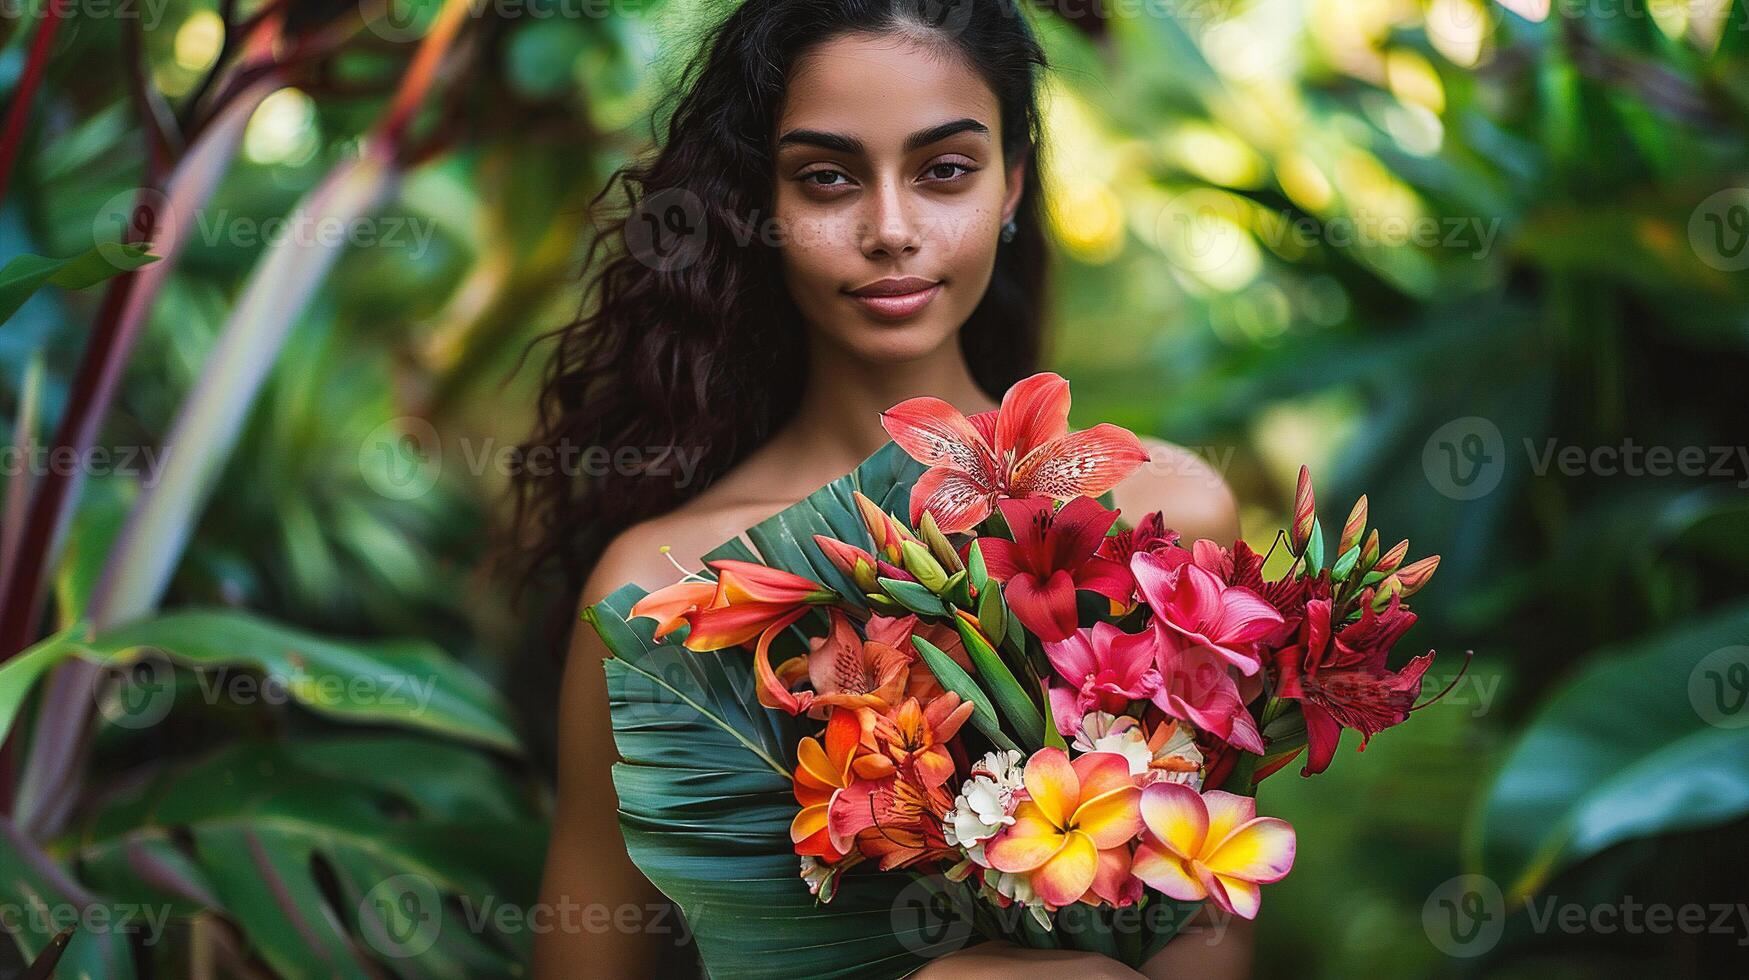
[0,263,144,815]
[0,0,72,208]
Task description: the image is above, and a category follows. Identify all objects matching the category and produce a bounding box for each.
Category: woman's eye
[923,162,973,182]
[802,170,850,188]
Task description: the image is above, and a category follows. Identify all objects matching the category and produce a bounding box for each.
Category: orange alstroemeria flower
[804,612,972,717]
[791,709,862,862]
[1130,782,1296,920]
[984,749,1144,908]
[879,372,1149,533]
[851,694,975,792]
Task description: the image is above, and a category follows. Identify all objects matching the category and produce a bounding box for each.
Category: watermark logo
[1423,416,1505,501]
[1423,873,1505,957]
[360,417,443,501]
[93,187,174,258]
[1690,646,1749,730]
[1155,191,1247,276]
[94,653,177,730]
[625,189,708,273]
[1689,188,1749,272]
[889,876,975,956]
[360,874,442,958]
[365,0,432,43]
[915,0,976,38]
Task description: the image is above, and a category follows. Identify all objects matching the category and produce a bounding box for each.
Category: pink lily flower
[1131,551,1282,676]
[1043,622,1163,735]
[1151,627,1265,754]
[979,496,1133,642]
[879,372,1149,533]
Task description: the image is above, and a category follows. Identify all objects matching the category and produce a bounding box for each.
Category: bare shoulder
[1110,436,1242,543]
[581,483,793,608]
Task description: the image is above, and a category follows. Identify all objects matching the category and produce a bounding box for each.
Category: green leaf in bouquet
[975,578,1007,641]
[1330,543,1361,581]
[1003,585,1030,652]
[719,443,927,611]
[953,615,1045,748]
[598,586,964,979]
[966,539,990,594]
[942,569,973,608]
[912,636,1021,755]
[880,576,951,617]
[1055,902,1119,958]
[917,510,965,574]
[866,592,907,616]
[1302,517,1326,574]
[1037,677,1069,751]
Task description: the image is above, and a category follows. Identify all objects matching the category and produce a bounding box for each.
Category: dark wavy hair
[506,0,1051,639]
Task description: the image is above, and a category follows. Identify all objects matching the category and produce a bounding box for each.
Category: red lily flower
[1270,595,1433,775]
[978,496,1133,642]
[1096,510,1180,569]
[879,372,1149,533]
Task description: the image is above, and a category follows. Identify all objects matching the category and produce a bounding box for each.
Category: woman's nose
[861,180,921,258]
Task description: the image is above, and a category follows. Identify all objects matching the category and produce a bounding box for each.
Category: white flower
[943,749,1025,863]
[978,871,1053,931]
[1072,711,1205,789]
[1150,719,1205,790]
[799,856,833,899]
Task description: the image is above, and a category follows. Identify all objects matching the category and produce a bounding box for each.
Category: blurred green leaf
[0,243,155,324]
[1473,602,1749,903]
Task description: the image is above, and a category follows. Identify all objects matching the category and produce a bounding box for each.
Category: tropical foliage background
[2,0,1747,976]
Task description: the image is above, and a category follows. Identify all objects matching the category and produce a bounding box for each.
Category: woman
[516,1,1251,975]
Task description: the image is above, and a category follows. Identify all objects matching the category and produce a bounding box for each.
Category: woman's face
[772,31,1025,365]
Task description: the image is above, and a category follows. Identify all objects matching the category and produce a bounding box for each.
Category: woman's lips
[845,278,942,320]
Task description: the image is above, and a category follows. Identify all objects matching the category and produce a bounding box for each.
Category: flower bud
[1396,555,1441,597]
[814,534,880,593]
[918,509,965,574]
[901,540,951,594]
[855,490,921,563]
[1339,495,1368,555]
[1290,466,1316,556]
[1374,539,1409,576]
[1371,575,1403,610]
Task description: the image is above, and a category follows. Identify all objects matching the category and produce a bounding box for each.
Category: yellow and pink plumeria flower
[983,748,1143,908]
[1130,781,1296,919]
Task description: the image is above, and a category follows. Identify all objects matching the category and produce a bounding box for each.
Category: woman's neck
[766,338,999,482]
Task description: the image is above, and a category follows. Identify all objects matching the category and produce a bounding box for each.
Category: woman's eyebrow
[774,118,990,155]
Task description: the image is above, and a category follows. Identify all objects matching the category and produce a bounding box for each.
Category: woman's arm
[912,941,1147,979]
[1138,907,1255,979]
[532,539,675,977]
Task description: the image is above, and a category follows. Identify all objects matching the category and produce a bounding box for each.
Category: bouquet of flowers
[587,373,1452,978]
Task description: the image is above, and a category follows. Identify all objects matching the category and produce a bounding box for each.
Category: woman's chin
[830,320,962,364]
